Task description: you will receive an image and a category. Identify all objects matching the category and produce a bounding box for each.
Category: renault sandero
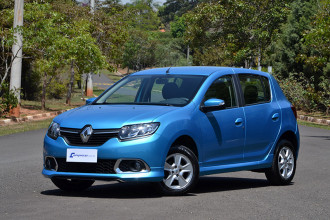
[43,67,299,195]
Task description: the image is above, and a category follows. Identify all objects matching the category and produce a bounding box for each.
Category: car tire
[51,177,95,192]
[157,145,199,196]
[265,139,296,185]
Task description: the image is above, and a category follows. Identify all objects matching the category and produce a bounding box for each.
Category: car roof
[131,66,270,77]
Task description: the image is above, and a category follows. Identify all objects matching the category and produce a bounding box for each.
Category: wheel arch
[277,130,299,156]
[171,135,199,159]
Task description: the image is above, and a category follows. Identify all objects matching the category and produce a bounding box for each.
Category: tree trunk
[41,71,47,110]
[81,75,84,100]
[187,45,190,64]
[66,60,75,105]
[257,45,261,67]
[85,73,93,96]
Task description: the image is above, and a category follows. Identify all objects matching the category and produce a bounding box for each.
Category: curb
[0,109,71,126]
[298,115,330,126]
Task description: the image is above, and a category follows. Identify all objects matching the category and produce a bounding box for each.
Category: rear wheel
[265,139,296,185]
[157,145,199,196]
[51,177,94,192]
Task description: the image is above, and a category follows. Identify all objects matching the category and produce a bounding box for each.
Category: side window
[239,74,271,105]
[260,76,271,101]
[204,75,237,108]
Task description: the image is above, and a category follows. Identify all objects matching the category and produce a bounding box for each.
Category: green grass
[20,89,94,113]
[93,88,105,96]
[298,119,330,130]
[0,118,53,136]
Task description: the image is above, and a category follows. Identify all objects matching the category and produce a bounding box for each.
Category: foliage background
[0,0,329,115]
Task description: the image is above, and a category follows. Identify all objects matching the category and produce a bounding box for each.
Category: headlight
[47,122,60,140]
[119,122,160,140]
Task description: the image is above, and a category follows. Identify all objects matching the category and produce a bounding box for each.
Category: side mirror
[86,97,97,105]
[201,98,225,112]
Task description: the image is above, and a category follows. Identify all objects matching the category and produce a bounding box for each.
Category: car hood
[54,104,178,129]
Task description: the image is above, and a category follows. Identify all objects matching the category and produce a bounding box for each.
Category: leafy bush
[47,80,66,99]
[0,83,18,117]
[274,72,318,112]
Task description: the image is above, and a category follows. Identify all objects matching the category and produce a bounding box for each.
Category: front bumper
[42,168,164,182]
[43,132,169,182]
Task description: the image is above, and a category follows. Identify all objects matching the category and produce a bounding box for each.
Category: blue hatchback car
[43,67,299,195]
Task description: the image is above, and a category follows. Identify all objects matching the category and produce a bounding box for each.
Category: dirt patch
[20,107,48,117]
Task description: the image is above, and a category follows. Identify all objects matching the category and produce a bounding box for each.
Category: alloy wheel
[278,146,295,179]
[163,153,194,190]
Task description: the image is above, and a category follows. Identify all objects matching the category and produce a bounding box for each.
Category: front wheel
[51,177,94,192]
[157,145,199,196]
[265,139,296,185]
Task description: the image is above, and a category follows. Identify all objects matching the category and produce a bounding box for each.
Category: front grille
[56,158,116,174]
[60,127,119,146]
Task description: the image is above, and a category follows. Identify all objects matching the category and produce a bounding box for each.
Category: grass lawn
[0,118,53,136]
[297,119,330,130]
[20,87,104,115]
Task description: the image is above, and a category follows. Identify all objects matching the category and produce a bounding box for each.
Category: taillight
[291,104,297,119]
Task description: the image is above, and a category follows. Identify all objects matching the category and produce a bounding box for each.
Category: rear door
[238,73,281,162]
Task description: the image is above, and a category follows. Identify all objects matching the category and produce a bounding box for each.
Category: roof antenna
[166,67,171,74]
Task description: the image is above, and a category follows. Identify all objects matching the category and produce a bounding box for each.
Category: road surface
[0,125,329,219]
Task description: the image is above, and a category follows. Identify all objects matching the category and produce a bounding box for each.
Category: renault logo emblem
[80,126,93,143]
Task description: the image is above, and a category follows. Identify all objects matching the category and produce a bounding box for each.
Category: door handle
[272,113,279,121]
[235,118,243,126]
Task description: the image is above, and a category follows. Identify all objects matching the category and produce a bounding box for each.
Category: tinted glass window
[96,75,205,107]
[239,74,271,105]
[204,75,237,108]
[260,76,271,101]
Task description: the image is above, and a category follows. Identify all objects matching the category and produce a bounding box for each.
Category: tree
[269,0,318,77]
[23,2,108,108]
[302,0,329,113]
[63,19,108,105]
[269,0,330,113]
[22,3,68,110]
[183,0,292,67]
[126,0,160,31]
[0,3,19,115]
[159,0,200,24]
[122,30,157,71]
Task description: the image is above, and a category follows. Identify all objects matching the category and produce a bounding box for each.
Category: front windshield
[95,74,206,106]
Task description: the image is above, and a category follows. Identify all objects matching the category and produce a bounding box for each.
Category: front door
[200,75,245,166]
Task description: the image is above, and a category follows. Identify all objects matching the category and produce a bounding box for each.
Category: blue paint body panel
[43,67,299,182]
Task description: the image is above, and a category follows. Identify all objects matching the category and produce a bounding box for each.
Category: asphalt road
[92,73,114,89]
[0,125,329,219]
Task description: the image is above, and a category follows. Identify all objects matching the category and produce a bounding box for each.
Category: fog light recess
[45,156,58,171]
[114,159,150,173]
